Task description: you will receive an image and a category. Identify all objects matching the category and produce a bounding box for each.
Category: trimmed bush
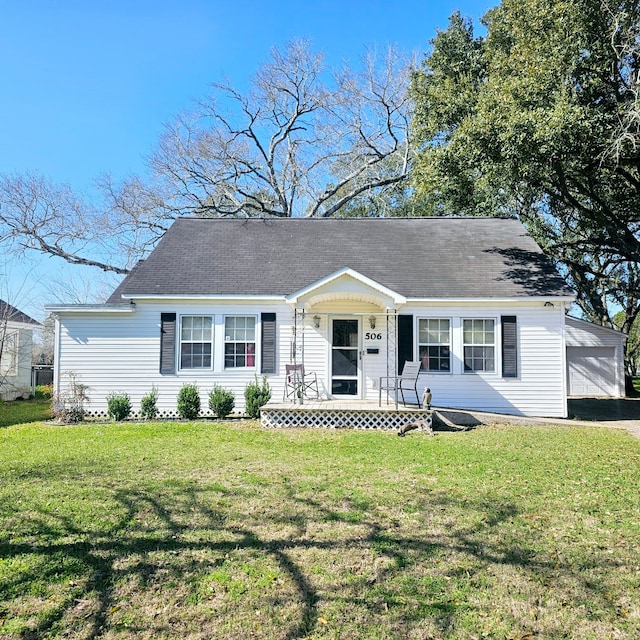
[140,385,159,420]
[106,392,132,422]
[177,383,201,420]
[34,384,53,399]
[244,375,271,419]
[208,385,235,419]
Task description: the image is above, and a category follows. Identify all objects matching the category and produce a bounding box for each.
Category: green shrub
[106,392,132,422]
[244,375,271,419]
[140,385,159,420]
[177,383,201,420]
[208,385,235,418]
[34,384,53,399]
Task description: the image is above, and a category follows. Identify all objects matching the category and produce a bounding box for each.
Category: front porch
[260,399,431,430]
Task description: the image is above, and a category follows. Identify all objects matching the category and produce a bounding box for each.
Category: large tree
[411,1,640,352]
[0,41,414,274]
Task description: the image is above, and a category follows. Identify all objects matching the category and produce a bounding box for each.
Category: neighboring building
[0,300,41,401]
[565,316,627,397]
[49,217,591,418]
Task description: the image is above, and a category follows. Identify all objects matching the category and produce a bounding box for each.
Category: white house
[49,216,585,419]
[0,300,40,401]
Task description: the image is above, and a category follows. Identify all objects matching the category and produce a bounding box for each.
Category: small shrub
[140,385,159,420]
[244,375,271,419]
[208,385,235,419]
[34,384,53,399]
[52,371,90,424]
[177,383,201,420]
[106,392,132,422]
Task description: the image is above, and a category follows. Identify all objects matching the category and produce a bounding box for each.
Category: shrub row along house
[47,217,626,421]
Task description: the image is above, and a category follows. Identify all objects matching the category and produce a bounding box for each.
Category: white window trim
[178,315,214,371]
[223,315,258,370]
[417,317,453,374]
[462,317,497,375]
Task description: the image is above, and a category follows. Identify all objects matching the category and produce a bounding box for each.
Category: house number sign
[365,332,382,340]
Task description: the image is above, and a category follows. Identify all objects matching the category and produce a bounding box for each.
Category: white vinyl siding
[53,299,569,419]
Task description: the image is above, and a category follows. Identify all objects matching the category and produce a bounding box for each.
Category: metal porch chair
[379,361,423,409]
[283,364,319,402]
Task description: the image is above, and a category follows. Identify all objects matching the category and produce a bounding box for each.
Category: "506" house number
[365,332,382,340]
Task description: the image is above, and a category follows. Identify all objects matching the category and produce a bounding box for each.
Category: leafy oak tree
[0,41,414,275]
[411,2,640,378]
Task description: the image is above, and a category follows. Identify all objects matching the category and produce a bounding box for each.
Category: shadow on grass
[0,478,631,639]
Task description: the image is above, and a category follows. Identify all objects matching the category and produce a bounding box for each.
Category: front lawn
[0,397,51,428]
[0,420,638,639]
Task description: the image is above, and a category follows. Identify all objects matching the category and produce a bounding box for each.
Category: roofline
[120,294,286,301]
[405,296,575,303]
[566,315,628,339]
[45,303,136,314]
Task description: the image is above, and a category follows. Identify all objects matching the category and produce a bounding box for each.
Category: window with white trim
[180,316,213,369]
[0,330,18,376]
[224,316,256,368]
[463,319,495,372]
[418,318,451,372]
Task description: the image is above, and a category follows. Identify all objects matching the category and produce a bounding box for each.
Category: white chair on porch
[379,361,422,409]
[283,364,319,401]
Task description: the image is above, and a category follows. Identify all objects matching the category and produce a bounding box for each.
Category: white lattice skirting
[260,407,432,430]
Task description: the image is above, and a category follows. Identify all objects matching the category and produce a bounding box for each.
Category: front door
[331,318,360,396]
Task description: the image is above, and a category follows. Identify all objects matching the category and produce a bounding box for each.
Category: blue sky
[1,0,494,319]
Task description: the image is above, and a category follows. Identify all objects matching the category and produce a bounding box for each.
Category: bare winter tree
[0,41,414,274]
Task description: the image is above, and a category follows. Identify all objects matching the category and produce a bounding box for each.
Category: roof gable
[108,217,574,302]
[0,300,40,326]
[286,268,407,308]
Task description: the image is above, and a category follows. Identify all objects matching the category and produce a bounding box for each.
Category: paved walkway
[433,397,640,439]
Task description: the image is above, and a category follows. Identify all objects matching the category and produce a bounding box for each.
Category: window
[418,318,451,372]
[180,316,212,369]
[0,331,18,376]
[463,319,495,372]
[225,316,256,368]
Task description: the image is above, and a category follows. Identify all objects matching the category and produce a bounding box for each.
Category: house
[48,216,585,419]
[0,300,41,401]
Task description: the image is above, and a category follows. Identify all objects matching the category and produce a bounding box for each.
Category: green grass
[0,397,51,428]
[0,419,639,639]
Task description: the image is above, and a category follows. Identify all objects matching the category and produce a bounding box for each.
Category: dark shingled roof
[107,217,573,302]
[0,300,41,325]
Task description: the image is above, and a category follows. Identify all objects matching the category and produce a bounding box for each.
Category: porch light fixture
[369,315,376,329]
[313,315,321,328]
[544,301,554,307]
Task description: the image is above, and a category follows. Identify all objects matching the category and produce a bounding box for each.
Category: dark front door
[331,318,360,396]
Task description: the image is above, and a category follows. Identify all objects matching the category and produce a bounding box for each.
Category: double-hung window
[224,316,256,368]
[463,319,495,372]
[180,316,213,369]
[0,331,18,375]
[418,318,451,372]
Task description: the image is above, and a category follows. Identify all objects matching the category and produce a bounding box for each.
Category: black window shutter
[397,314,414,374]
[502,316,517,378]
[261,313,277,374]
[160,313,177,374]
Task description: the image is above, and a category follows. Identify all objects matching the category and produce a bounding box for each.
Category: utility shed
[565,316,627,398]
